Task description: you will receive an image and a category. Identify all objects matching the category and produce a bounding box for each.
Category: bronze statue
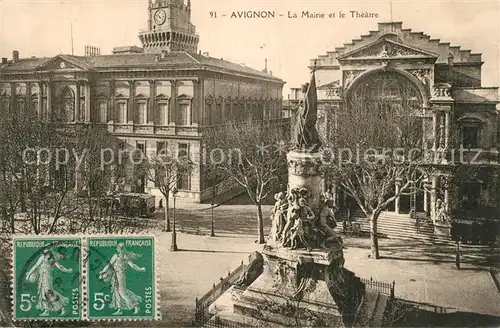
[292,72,322,152]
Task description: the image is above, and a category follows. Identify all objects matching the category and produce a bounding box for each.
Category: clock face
[154,10,167,25]
[59,62,66,69]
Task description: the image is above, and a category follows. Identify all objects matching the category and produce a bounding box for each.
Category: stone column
[109,80,115,122]
[10,82,15,110]
[75,80,81,122]
[432,110,440,151]
[128,80,135,124]
[439,113,445,149]
[84,82,91,122]
[170,81,177,125]
[444,184,449,212]
[148,80,155,124]
[444,111,450,150]
[423,189,428,215]
[430,176,438,223]
[46,80,52,120]
[331,184,338,207]
[27,82,32,112]
[395,180,401,214]
[37,81,43,119]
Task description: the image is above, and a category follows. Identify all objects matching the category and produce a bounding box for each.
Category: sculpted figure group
[269,187,343,251]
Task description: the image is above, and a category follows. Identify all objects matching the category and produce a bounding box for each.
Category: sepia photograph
[0,0,499,327]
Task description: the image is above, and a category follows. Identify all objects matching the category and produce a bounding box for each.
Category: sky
[1,0,499,97]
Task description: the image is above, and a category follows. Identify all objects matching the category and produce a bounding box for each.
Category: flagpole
[70,20,74,55]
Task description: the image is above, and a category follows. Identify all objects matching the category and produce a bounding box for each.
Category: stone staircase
[335,210,499,266]
[336,210,445,242]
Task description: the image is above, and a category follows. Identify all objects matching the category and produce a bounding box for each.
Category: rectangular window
[216,103,222,124]
[16,99,25,111]
[137,102,147,124]
[178,143,189,158]
[158,103,168,125]
[136,141,146,156]
[176,143,190,190]
[157,141,167,154]
[98,102,107,123]
[117,102,126,123]
[462,126,479,148]
[31,100,39,115]
[178,103,189,125]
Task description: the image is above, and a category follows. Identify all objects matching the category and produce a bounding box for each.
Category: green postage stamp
[11,235,158,321]
[86,236,158,320]
[12,236,83,321]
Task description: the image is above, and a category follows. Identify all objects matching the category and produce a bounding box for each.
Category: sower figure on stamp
[99,243,146,315]
[26,248,73,317]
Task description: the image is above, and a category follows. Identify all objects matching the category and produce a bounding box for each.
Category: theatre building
[0,0,285,203]
[290,22,499,237]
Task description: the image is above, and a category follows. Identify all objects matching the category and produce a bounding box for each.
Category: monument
[210,70,366,327]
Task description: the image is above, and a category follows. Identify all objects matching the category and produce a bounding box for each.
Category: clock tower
[139,0,199,54]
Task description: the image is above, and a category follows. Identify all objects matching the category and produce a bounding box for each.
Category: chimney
[269,70,273,76]
[1,58,7,65]
[12,50,19,62]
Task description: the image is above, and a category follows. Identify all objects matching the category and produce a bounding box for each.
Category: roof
[0,51,283,83]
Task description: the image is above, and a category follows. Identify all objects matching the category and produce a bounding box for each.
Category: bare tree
[325,74,427,259]
[137,148,194,232]
[203,121,288,244]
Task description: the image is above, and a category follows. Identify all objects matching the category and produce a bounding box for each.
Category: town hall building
[0,0,285,203]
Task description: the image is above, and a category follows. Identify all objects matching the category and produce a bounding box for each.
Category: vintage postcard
[0,0,499,327]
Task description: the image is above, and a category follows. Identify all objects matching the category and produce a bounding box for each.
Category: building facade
[289,22,499,227]
[0,0,285,204]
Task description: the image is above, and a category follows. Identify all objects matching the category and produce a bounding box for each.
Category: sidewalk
[151,230,500,326]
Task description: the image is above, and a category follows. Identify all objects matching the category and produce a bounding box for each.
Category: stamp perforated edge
[10,235,85,322]
[83,234,161,322]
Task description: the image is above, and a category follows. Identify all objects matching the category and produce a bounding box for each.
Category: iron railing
[194,262,246,326]
[360,276,395,300]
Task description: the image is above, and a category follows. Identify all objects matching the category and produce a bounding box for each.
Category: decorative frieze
[343,70,363,88]
[432,83,452,99]
[407,69,431,88]
[352,42,423,58]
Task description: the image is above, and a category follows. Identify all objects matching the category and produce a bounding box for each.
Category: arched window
[61,87,75,122]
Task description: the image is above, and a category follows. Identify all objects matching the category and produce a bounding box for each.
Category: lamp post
[171,187,179,251]
[210,185,215,237]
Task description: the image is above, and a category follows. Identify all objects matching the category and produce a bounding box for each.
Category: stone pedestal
[287,151,324,209]
[229,245,364,327]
